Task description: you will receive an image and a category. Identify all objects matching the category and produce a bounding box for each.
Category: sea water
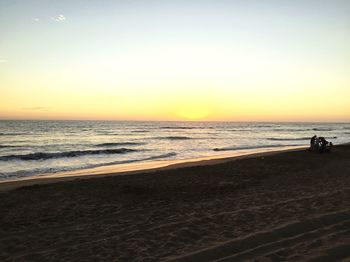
[0,120,349,181]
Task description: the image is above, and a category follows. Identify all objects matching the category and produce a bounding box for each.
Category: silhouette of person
[310,135,317,151]
[319,137,327,153]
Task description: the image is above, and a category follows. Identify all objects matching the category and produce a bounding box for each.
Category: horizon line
[0,118,349,123]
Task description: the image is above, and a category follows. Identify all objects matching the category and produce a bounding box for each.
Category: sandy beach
[0,144,349,261]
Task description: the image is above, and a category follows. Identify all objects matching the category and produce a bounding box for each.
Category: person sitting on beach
[329,142,333,151]
[319,137,327,153]
[318,137,333,153]
[309,135,333,153]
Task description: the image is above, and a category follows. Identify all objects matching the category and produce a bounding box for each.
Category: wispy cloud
[0,59,7,63]
[21,107,49,111]
[34,18,40,22]
[52,14,66,22]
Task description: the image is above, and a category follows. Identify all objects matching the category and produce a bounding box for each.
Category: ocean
[0,120,349,181]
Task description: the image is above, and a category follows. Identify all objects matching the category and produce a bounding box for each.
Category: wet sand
[0,145,349,261]
[0,146,305,192]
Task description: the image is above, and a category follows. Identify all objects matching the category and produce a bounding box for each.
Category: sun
[176,104,210,120]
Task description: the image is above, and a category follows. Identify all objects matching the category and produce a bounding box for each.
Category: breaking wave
[267,137,310,141]
[0,132,28,136]
[272,128,310,132]
[95,142,145,147]
[312,128,333,131]
[0,148,137,161]
[160,126,196,130]
[131,130,150,133]
[0,152,177,180]
[144,152,177,160]
[268,136,337,141]
[213,144,297,152]
[0,145,22,148]
[155,136,193,140]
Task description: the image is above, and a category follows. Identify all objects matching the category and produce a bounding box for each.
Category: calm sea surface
[0,120,349,181]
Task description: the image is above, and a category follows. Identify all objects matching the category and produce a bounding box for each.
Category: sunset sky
[1,0,349,121]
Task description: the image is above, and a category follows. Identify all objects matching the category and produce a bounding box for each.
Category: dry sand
[0,145,349,261]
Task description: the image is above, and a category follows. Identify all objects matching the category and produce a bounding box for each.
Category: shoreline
[0,145,306,192]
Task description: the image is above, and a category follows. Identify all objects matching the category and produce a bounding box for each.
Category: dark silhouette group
[309,135,333,153]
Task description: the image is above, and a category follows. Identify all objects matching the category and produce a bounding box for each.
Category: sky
[0,0,349,121]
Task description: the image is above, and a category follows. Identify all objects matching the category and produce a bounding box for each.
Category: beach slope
[0,145,349,261]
